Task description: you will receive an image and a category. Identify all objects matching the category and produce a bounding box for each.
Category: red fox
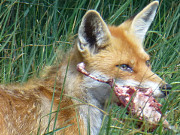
[0,1,172,135]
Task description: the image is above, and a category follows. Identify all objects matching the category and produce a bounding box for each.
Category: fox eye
[116,64,133,73]
[146,60,151,67]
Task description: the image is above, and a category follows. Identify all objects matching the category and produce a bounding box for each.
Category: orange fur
[0,61,85,134]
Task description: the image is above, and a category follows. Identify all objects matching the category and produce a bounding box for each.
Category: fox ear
[130,1,159,43]
[77,10,111,54]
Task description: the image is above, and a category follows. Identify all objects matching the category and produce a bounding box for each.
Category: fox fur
[0,1,171,135]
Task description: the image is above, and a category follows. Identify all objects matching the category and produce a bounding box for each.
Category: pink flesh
[77,62,171,129]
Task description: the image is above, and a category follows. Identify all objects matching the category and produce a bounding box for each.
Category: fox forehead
[87,30,150,76]
[107,26,150,62]
[87,25,150,71]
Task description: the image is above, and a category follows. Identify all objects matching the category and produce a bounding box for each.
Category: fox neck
[80,74,112,135]
[60,49,111,135]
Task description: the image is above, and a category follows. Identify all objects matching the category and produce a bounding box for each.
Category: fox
[0,1,172,135]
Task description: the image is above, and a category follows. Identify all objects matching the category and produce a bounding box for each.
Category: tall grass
[0,0,179,134]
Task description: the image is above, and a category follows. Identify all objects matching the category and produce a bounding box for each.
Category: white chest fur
[79,72,111,135]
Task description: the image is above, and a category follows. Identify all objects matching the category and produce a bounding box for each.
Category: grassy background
[0,0,179,134]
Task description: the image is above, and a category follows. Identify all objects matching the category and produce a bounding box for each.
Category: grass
[0,0,179,134]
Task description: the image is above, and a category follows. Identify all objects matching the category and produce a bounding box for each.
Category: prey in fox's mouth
[77,62,174,131]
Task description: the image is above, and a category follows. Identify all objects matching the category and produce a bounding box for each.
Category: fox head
[76,1,171,98]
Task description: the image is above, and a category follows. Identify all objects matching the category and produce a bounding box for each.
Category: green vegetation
[0,0,179,134]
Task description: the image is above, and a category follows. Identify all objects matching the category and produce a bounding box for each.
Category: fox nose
[160,84,172,96]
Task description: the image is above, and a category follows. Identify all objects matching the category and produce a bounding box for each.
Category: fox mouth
[77,62,172,130]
